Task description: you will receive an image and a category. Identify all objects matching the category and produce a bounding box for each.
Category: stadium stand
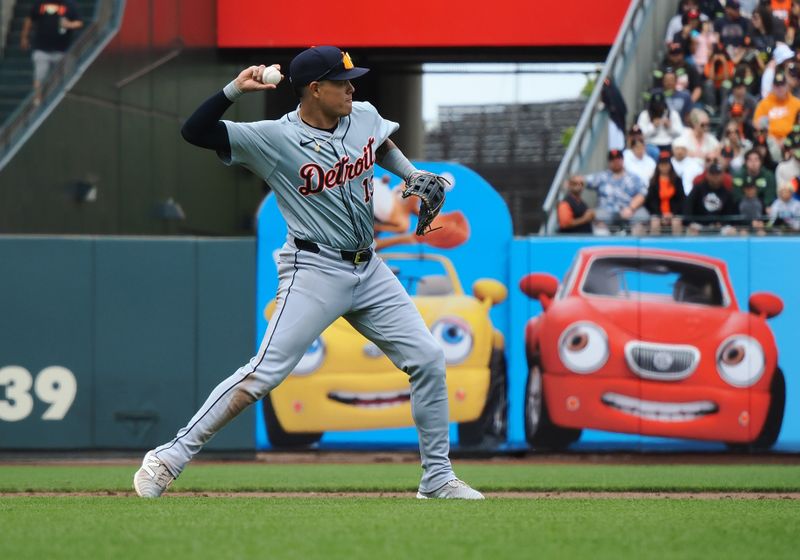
[0,1,95,125]
[425,100,586,233]
[544,0,800,236]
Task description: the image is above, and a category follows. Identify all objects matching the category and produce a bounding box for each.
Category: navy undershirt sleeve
[180,90,232,156]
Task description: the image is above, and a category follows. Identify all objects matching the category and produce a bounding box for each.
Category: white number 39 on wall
[0,366,77,422]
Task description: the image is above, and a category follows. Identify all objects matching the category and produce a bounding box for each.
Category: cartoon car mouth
[328,389,412,409]
[601,392,718,422]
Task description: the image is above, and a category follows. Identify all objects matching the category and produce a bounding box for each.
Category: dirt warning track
[2,491,799,499]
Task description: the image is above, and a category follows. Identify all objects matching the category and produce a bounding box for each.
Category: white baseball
[262,66,282,85]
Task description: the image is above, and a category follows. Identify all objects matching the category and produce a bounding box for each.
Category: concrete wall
[0,49,268,235]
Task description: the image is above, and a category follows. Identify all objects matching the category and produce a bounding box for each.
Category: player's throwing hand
[234,64,282,92]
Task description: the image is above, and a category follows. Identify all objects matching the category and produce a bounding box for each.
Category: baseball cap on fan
[289,46,369,88]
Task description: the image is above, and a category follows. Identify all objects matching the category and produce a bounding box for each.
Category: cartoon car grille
[624,342,700,380]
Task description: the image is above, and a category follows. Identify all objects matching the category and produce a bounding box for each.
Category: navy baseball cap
[289,46,369,88]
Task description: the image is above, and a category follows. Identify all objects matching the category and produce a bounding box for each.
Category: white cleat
[133,451,175,498]
[416,479,485,500]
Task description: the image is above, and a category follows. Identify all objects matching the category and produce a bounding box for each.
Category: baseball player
[133,46,483,500]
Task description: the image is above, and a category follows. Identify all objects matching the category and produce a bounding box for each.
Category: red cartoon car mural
[520,247,786,450]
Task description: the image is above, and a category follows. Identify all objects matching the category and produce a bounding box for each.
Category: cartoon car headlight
[431,317,473,364]
[717,335,764,387]
[293,337,325,375]
[558,321,609,374]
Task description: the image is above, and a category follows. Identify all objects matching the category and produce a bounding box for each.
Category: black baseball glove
[402,171,448,235]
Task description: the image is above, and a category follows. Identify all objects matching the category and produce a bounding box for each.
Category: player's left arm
[375,140,417,181]
[376,139,449,235]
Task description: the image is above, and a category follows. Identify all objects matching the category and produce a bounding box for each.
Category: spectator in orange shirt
[646,151,686,235]
[753,71,800,143]
[557,175,594,234]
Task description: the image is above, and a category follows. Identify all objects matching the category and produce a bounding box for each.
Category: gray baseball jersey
[222,101,398,250]
[150,97,457,494]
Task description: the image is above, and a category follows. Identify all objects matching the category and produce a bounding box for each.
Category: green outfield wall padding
[0,236,255,450]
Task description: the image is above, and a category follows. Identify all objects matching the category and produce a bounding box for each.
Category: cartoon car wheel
[524,360,581,449]
[726,368,785,451]
[262,395,322,448]
[458,348,508,448]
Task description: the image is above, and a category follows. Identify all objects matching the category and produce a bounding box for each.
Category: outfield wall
[2,167,798,452]
[255,163,800,452]
[0,237,255,450]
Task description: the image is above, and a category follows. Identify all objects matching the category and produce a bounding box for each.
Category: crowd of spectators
[560,0,800,235]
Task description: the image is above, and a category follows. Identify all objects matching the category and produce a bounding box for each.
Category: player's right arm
[181,65,280,157]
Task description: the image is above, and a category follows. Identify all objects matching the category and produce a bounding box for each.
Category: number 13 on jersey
[362,177,374,203]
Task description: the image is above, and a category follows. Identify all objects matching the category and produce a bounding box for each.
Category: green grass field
[1,463,798,559]
[1,463,799,492]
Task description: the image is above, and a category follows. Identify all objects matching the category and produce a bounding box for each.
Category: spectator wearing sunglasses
[676,108,720,161]
[721,123,752,172]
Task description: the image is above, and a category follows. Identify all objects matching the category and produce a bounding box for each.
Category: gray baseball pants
[153,237,455,492]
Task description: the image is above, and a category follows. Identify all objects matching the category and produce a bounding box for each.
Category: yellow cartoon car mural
[262,253,508,448]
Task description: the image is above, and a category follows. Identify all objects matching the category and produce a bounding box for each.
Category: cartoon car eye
[431,318,473,364]
[293,337,325,375]
[717,335,764,387]
[558,322,609,373]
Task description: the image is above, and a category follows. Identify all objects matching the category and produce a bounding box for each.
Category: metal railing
[574,212,797,236]
[0,0,126,172]
[540,0,681,234]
